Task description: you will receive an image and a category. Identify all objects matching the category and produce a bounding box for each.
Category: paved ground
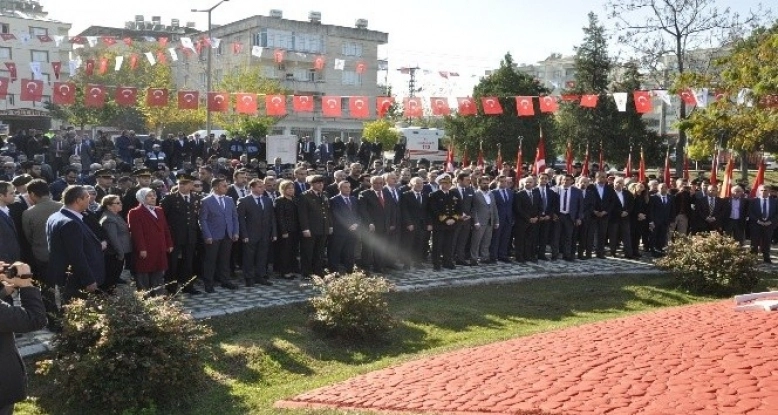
[277,300,778,415]
[17,255,659,357]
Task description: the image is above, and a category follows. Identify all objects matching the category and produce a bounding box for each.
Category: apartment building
[181,9,389,143]
[0,0,71,133]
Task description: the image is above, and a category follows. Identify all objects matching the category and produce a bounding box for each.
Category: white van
[189,129,229,138]
[387,127,447,162]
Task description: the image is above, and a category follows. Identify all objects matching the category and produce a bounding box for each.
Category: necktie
[763,199,768,219]
[240,188,246,198]
[416,192,421,205]
[393,189,398,202]
[527,190,533,205]
[219,196,225,210]
[256,197,263,210]
[541,189,547,210]
[709,197,714,210]
[184,195,189,203]
[662,196,666,204]
[563,189,568,212]
[344,196,351,208]
[502,189,507,201]
[378,191,384,207]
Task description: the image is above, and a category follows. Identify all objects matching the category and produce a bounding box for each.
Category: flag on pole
[624,150,632,177]
[477,141,484,169]
[719,154,734,198]
[534,127,547,174]
[515,140,523,178]
[751,159,766,198]
[638,147,646,183]
[598,141,604,173]
[496,146,503,171]
[683,153,690,181]
[565,141,573,173]
[710,150,719,186]
[582,144,590,177]
[663,150,671,186]
[446,144,455,173]
[461,148,469,167]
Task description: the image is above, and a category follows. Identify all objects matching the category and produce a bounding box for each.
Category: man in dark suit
[0,181,21,264]
[513,176,540,262]
[427,174,462,270]
[750,185,777,263]
[297,175,332,277]
[723,185,749,246]
[160,173,202,295]
[46,185,105,302]
[0,263,47,415]
[608,177,635,258]
[400,177,431,269]
[694,184,725,233]
[534,173,559,260]
[329,181,360,273]
[189,133,207,164]
[237,179,276,286]
[576,176,596,259]
[648,183,675,256]
[452,173,474,265]
[382,172,402,268]
[292,167,310,196]
[299,136,316,163]
[592,172,616,258]
[490,175,514,263]
[358,175,390,273]
[318,136,333,163]
[199,178,240,293]
[554,174,584,261]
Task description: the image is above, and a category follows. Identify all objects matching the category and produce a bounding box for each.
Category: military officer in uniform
[427,174,462,270]
[121,168,153,218]
[161,172,202,295]
[296,175,333,278]
[94,169,121,202]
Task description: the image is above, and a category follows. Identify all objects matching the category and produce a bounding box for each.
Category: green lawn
[17,274,724,415]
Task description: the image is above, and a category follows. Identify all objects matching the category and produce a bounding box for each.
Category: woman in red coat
[128,187,173,296]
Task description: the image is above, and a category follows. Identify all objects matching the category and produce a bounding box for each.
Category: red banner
[349,96,369,118]
[265,94,287,116]
[322,96,342,117]
[52,82,75,105]
[115,87,137,106]
[293,95,314,112]
[207,92,230,112]
[235,93,257,114]
[146,88,169,107]
[84,84,106,107]
[177,91,199,110]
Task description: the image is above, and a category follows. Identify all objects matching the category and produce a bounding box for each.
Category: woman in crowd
[127,188,174,296]
[99,195,132,293]
[274,180,299,279]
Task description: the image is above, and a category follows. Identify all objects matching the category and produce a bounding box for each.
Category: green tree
[212,66,284,138]
[606,0,764,173]
[678,23,778,179]
[362,119,401,149]
[444,52,553,165]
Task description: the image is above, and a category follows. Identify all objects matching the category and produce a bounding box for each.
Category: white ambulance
[390,127,447,163]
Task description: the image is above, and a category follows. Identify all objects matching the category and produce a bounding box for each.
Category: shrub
[656,232,761,295]
[36,290,213,414]
[309,271,396,340]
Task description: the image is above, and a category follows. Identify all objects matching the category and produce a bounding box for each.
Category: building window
[198,73,207,87]
[565,68,576,77]
[341,42,362,57]
[0,24,8,34]
[30,50,48,62]
[293,32,323,53]
[0,47,10,60]
[341,70,361,86]
[216,42,223,56]
[255,28,293,50]
[29,27,47,36]
[4,94,14,105]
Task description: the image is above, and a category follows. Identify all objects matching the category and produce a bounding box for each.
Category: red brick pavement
[277,301,778,415]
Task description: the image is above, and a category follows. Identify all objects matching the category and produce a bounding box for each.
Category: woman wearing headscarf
[127,187,173,296]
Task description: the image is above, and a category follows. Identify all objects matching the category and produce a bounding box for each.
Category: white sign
[266,135,298,165]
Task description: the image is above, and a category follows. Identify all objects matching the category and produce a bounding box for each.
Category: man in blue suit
[554,174,584,261]
[199,178,240,293]
[749,185,778,263]
[237,179,276,287]
[329,181,360,273]
[46,185,105,303]
[490,175,514,262]
[0,181,20,264]
[318,136,333,164]
[648,183,675,256]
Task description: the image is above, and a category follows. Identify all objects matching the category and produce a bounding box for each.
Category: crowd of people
[0,128,775,333]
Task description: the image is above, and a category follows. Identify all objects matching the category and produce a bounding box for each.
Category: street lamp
[191,0,230,139]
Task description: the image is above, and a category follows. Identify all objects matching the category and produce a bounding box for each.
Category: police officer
[121,168,153,218]
[427,174,462,270]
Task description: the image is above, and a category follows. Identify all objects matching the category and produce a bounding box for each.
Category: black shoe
[469,260,479,266]
[482,259,497,264]
[596,254,606,259]
[245,280,255,287]
[455,261,469,266]
[182,287,202,295]
[204,286,215,294]
[257,279,273,286]
[577,254,585,260]
[221,282,238,290]
[443,264,456,270]
[433,265,442,271]
[498,258,513,263]
[538,256,548,261]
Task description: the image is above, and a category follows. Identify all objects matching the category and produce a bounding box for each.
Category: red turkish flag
[349,96,369,118]
[177,91,199,110]
[123,37,133,46]
[84,84,106,107]
[633,91,652,114]
[235,93,257,115]
[376,96,394,117]
[51,61,61,79]
[37,34,52,42]
[457,97,477,115]
[481,97,503,115]
[538,95,558,113]
[129,54,138,70]
[146,88,169,107]
[0,34,15,41]
[403,97,423,118]
[580,94,598,108]
[207,92,230,112]
[19,79,42,102]
[265,94,287,116]
[232,42,242,54]
[273,49,285,63]
[52,82,75,105]
[85,59,94,76]
[4,62,15,81]
[430,97,450,116]
[69,36,85,44]
[0,77,8,99]
[101,36,116,46]
[322,96,342,117]
[355,61,366,74]
[679,88,696,105]
[293,95,314,112]
[515,96,535,116]
[98,58,108,75]
[314,55,325,70]
[114,87,137,106]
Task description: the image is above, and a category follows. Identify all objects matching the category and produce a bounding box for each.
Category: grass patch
[18,273,717,415]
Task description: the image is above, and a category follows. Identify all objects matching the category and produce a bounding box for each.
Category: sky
[41,0,769,96]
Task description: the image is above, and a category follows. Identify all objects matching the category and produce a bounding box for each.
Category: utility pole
[408,66,421,97]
